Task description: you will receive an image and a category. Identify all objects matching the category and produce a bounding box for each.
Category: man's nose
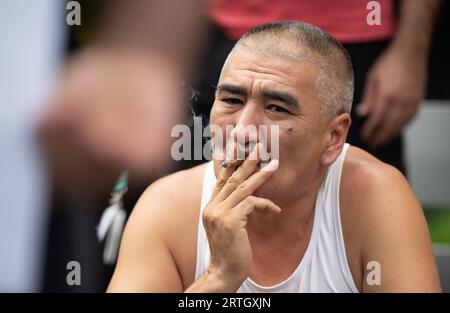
[232,102,263,145]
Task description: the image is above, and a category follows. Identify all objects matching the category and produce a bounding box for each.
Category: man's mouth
[237,141,257,159]
[223,140,271,163]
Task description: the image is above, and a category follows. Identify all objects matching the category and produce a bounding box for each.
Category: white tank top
[194,143,359,293]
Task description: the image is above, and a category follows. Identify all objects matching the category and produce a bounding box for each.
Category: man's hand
[187,144,280,292]
[356,0,441,149]
[38,47,184,196]
[356,45,427,149]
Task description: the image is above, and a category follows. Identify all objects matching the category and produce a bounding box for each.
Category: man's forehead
[220,46,319,90]
[232,39,319,66]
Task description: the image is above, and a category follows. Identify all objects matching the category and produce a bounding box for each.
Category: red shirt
[208,0,395,43]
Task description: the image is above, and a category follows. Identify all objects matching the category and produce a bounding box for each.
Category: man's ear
[320,113,351,166]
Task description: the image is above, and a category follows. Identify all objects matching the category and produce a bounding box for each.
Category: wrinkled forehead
[219,42,320,91]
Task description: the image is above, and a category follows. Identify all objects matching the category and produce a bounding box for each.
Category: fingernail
[261,159,279,172]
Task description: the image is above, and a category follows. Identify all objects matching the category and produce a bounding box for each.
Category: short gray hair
[232,21,354,121]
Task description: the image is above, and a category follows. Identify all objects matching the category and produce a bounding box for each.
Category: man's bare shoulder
[341,145,412,210]
[340,146,437,290]
[340,147,439,291]
[108,163,209,292]
[123,162,209,250]
[340,145,421,227]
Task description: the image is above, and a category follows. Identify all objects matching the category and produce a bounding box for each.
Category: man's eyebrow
[215,84,247,96]
[215,84,300,110]
[262,90,299,110]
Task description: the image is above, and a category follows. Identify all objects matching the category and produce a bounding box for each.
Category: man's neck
[246,170,325,243]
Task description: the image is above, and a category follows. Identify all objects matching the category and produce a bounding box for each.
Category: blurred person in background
[194,0,442,175]
[0,0,204,292]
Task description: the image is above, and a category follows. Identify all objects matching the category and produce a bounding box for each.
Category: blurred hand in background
[37,47,185,196]
[357,0,441,149]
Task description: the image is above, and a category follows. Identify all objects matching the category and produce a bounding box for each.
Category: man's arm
[107,178,185,292]
[357,164,441,292]
[107,167,233,293]
[391,0,441,55]
[39,0,206,196]
[358,0,442,148]
[108,148,281,293]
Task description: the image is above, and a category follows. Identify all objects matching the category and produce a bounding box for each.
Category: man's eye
[222,98,243,105]
[267,104,288,113]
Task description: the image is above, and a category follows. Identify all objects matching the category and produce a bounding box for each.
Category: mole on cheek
[284,126,294,134]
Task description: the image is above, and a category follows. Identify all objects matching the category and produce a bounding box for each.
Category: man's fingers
[210,141,242,201]
[357,74,377,117]
[360,95,390,143]
[211,161,241,201]
[214,143,265,203]
[370,106,404,148]
[359,72,387,142]
[224,159,279,208]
